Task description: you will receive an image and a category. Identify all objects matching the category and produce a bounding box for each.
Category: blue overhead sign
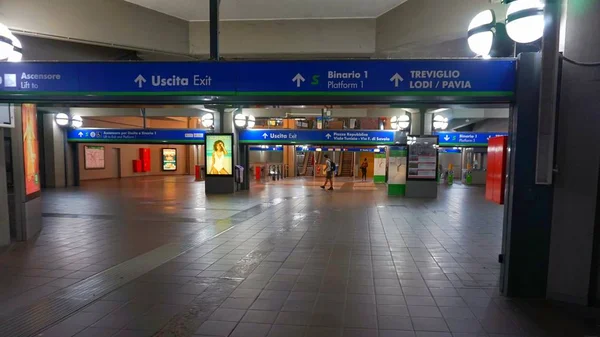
[67,128,206,144]
[437,132,508,147]
[237,60,515,95]
[249,146,283,151]
[296,147,382,152]
[240,129,397,145]
[0,60,515,98]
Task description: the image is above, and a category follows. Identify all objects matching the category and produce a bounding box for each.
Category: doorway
[112,148,121,178]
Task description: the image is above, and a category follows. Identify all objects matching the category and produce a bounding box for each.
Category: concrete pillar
[409,112,422,135]
[40,112,75,188]
[423,113,433,135]
[0,133,10,247]
[546,0,600,305]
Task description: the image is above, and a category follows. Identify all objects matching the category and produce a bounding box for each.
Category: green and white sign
[388,146,408,196]
[374,152,387,183]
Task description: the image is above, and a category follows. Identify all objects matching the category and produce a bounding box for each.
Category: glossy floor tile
[0,176,597,337]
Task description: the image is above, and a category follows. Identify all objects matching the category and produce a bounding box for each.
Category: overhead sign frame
[239,129,398,145]
[0,59,516,104]
[67,128,206,144]
[437,132,509,147]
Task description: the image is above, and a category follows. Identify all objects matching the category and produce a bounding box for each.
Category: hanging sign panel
[240,129,396,145]
[67,128,206,144]
[0,60,515,98]
[437,132,508,147]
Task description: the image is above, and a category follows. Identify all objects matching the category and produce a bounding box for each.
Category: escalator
[300,152,315,176]
[339,152,353,177]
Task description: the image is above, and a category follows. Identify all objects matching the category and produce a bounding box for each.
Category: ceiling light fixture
[505,0,545,44]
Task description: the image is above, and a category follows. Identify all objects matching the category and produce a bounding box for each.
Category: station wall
[78,144,190,181]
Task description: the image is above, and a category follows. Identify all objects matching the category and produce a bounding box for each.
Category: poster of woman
[206,134,233,175]
[21,104,40,196]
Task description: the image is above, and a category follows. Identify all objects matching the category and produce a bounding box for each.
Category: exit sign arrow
[390,73,404,87]
[292,73,305,88]
[134,74,147,88]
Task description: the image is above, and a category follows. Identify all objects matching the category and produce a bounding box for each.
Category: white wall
[376,0,505,57]
[79,144,190,181]
[190,19,376,57]
[472,119,509,132]
[0,0,189,54]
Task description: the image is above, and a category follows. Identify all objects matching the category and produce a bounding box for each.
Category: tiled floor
[0,176,597,337]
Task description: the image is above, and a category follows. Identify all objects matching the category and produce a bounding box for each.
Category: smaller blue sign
[439,148,462,153]
[437,132,508,147]
[295,147,381,152]
[67,128,206,144]
[249,146,283,151]
[240,129,396,145]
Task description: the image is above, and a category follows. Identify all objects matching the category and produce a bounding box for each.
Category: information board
[161,148,177,171]
[21,104,40,197]
[388,146,408,196]
[206,134,233,176]
[408,137,438,180]
[84,146,105,169]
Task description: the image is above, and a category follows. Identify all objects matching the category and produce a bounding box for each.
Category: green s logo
[311,75,320,85]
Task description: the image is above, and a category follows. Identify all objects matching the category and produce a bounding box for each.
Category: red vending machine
[139,148,151,172]
[486,136,508,204]
[132,160,142,173]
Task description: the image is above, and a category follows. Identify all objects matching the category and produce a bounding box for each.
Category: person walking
[360,158,368,182]
[320,154,334,190]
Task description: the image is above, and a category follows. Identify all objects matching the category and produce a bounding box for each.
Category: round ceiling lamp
[433,115,449,130]
[234,113,247,128]
[0,23,14,61]
[55,113,70,126]
[390,115,411,131]
[467,10,496,57]
[8,33,22,62]
[247,115,256,129]
[200,112,214,128]
[71,115,83,128]
[506,0,545,44]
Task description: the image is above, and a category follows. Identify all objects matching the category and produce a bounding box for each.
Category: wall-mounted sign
[240,129,396,145]
[84,146,105,169]
[21,104,40,197]
[437,132,508,147]
[0,60,515,100]
[206,134,233,176]
[161,148,177,171]
[388,146,408,196]
[67,129,205,144]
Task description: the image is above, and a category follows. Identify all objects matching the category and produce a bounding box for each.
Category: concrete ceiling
[124,0,407,21]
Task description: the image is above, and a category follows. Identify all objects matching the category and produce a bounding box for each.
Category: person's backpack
[330,161,336,172]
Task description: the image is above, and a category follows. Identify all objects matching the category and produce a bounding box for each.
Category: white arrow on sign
[390,73,404,87]
[444,135,450,141]
[292,73,305,88]
[78,132,83,137]
[262,133,268,139]
[325,133,332,139]
[134,74,147,88]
